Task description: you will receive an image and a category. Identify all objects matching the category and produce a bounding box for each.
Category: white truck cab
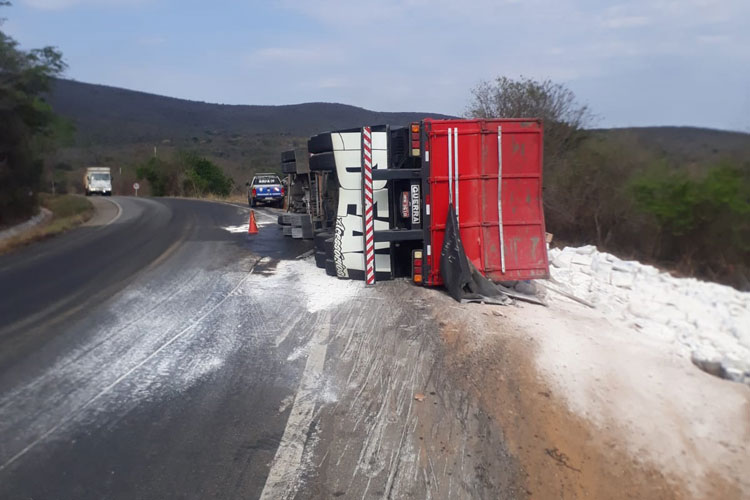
[84,167,112,196]
[308,128,392,280]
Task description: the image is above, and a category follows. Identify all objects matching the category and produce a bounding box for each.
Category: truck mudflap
[440,206,546,305]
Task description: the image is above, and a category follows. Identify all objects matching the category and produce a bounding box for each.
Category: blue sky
[5,0,750,131]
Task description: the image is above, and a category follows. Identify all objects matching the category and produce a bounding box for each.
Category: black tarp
[439,205,545,306]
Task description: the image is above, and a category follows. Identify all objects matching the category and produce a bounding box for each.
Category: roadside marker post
[133,182,140,197]
[361,126,376,286]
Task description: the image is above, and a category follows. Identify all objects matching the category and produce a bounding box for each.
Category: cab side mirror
[245,181,250,186]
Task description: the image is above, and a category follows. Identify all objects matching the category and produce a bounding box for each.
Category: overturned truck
[279,119,550,291]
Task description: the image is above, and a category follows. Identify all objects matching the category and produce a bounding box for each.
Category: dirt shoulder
[431,292,750,499]
[0,194,95,255]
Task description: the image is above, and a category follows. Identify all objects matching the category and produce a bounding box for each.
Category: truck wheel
[314,232,331,251]
[250,198,257,207]
[309,152,336,172]
[324,237,334,259]
[324,258,337,277]
[307,133,334,154]
[315,250,326,268]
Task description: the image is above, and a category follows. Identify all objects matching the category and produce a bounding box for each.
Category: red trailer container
[303,118,549,293]
[420,118,549,285]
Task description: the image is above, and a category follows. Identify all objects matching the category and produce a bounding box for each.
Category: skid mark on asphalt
[0,257,265,472]
[260,311,332,500]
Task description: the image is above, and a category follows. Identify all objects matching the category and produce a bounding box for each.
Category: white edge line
[260,313,331,500]
[107,198,123,225]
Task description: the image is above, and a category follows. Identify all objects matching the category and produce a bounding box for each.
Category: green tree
[631,162,750,283]
[135,156,182,196]
[182,154,233,197]
[466,76,593,164]
[0,2,66,225]
[135,152,233,197]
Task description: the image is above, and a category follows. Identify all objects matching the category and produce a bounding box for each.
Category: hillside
[44,79,749,196]
[47,78,453,146]
[44,78,454,190]
[600,126,750,168]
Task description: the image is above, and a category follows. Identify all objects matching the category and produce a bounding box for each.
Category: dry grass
[169,193,249,207]
[196,193,248,205]
[0,194,94,255]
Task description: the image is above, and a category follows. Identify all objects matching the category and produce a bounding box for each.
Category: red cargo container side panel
[423,118,549,286]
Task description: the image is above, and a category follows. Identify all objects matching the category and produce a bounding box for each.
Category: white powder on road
[547,245,750,383]
[221,220,275,233]
[276,259,362,313]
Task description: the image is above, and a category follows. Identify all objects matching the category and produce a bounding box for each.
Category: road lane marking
[84,197,122,227]
[0,257,265,473]
[107,198,123,225]
[260,312,331,500]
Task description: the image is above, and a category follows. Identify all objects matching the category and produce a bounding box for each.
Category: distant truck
[84,167,112,196]
[280,119,550,288]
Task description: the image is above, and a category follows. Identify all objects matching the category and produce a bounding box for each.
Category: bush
[631,162,750,285]
[135,153,233,197]
[135,157,181,197]
[544,133,657,249]
[182,154,233,197]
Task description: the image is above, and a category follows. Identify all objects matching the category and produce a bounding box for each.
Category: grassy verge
[0,194,94,255]
[196,193,248,205]
[169,193,249,206]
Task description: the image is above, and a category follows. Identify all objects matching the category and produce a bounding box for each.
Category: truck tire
[325,258,337,277]
[315,250,326,268]
[281,150,296,162]
[309,152,336,172]
[324,237,334,259]
[281,161,297,174]
[307,133,334,154]
[314,232,331,251]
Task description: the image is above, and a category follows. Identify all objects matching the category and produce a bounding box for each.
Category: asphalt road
[0,197,314,499]
[0,196,513,499]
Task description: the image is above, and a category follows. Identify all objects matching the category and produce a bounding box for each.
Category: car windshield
[91,173,110,181]
[253,176,280,185]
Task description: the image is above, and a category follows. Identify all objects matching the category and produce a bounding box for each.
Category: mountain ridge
[44,78,749,186]
[47,78,455,146]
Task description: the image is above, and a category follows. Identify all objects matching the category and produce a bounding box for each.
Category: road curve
[0,196,515,499]
[0,197,311,499]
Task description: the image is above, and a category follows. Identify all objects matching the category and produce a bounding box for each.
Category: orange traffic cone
[248,210,259,234]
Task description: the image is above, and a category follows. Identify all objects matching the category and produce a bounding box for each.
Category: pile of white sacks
[546,245,750,385]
